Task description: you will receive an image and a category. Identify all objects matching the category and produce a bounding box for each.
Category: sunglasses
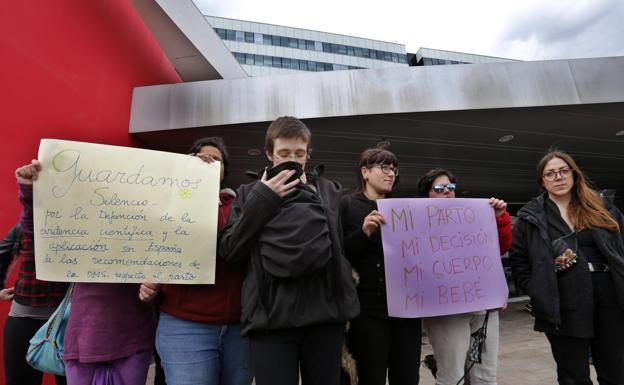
[432,183,456,193]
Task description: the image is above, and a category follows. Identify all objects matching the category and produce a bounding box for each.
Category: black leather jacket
[510,193,624,334]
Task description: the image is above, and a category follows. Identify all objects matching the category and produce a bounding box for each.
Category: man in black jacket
[220,116,360,385]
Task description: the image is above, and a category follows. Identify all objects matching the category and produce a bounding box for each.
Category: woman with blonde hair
[509,151,624,384]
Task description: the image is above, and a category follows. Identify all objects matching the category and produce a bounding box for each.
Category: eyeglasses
[370,164,399,176]
[542,167,572,181]
[432,183,456,193]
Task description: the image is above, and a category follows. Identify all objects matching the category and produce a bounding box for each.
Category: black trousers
[249,322,344,385]
[546,274,624,385]
[3,315,67,385]
[348,314,422,385]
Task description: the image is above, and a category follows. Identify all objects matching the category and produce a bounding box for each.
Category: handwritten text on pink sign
[376,198,508,318]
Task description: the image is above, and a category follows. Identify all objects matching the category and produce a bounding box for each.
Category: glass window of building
[289,38,298,48]
[226,29,236,40]
[282,58,291,68]
[234,52,245,63]
[370,50,377,59]
[315,41,323,51]
[216,28,226,39]
[391,53,399,62]
[362,48,370,58]
[264,55,272,66]
[254,33,263,44]
[337,45,347,55]
[244,32,254,43]
[272,57,282,68]
[322,42,331,52]
[245,54,254,65]
[300,60,308,71]
[347,46,354,56]
[291,59,300,70]
[262,34,272,45]
[324,63,333,71]
[235,31,244,42]
[308,61,317,71]
[298,39,306,49]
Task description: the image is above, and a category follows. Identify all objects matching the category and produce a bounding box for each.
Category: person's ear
[361,166,369,182]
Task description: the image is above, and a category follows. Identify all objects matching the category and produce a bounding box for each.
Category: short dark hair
[265,116,312,154]
[188,136,230,180]
[417,168,456,197]
[356,148,399,193]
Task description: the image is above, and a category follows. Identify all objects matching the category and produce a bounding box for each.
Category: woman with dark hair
[339,148,421,385]
[509,151,624,384]
[140,137,252,385]
[417,168,511,385]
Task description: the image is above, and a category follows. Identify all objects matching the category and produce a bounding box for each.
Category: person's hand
[15,160,42,184]
[362,210,386,237]
[261,169,300,198]
[0,287,14,301]
[138,281,161,302]
[191,152,218,164]
[489,197,507,217]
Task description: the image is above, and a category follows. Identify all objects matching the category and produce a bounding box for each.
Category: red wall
[0,1,181,383]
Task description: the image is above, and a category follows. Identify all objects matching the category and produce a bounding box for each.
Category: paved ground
[146,301,598,385]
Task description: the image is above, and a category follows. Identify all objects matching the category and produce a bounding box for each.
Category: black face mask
[265,161,304,184]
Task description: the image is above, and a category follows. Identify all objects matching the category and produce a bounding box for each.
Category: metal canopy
[129,57,624,209]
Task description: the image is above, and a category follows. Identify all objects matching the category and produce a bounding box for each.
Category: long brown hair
[536,151,619,232]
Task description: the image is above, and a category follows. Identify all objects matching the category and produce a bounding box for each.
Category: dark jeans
[3,315,67,385]
[348,314,422,385]
[546,274,624,385]
[249,323,344,385]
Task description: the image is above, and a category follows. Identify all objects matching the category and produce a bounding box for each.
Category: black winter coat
[219,178,360,335]
[509,193,624,335]
[339,193,389,317]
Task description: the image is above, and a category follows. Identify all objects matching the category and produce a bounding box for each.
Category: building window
[244,32,254,43]
[226,29,235,41]
[235,31,244,42]
[263,34,272,45]
[322,42,331,52]
[314,41,323,51]
[254,33,263,44]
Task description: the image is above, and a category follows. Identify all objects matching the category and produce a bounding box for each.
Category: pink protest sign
[376,198,509,318]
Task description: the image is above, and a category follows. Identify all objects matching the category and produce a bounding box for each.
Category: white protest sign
[33,139,220,283]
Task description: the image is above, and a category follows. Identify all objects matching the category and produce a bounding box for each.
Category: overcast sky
[193,0,624,61]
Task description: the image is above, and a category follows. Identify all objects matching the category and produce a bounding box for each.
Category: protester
[509,151,624,384]
[417,169,512,385]
[14,160,156,385]
[219,116,360,385]
[339,148,421,385]
[139,137,252,385]
[2,175,68,385]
